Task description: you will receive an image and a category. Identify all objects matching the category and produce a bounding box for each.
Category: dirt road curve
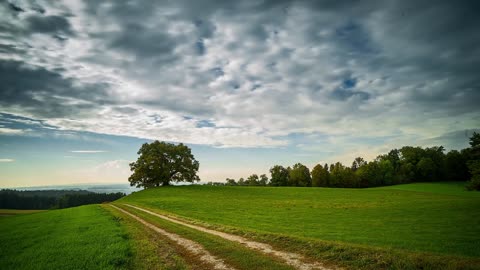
[110,205,236,270]
[123,204,335,270]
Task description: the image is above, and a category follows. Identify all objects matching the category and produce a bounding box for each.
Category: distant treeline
[206,132,480,190]
[0,189,125,210]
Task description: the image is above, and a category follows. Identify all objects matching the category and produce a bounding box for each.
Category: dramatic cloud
[0,0,478,151]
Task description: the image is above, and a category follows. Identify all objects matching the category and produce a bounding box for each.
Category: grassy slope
[104,205,191,270]
[119,182,480,258]
[0,205,131,270]
[379,182,477,196]
[0,209,46,216]
[115,204,298,270]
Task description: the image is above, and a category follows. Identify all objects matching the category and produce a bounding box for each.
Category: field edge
[117,202,480,270]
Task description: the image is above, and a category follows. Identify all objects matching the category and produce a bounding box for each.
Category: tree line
[205,133,480,190]
[0,189,125,210]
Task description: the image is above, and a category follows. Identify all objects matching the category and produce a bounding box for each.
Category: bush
[466,177,480,191]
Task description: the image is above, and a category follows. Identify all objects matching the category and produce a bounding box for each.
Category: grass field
[105,204,192,270]
[1,182,479,269]
[118,182,480,259]
[0,205,132,270]
[117,204,298,270]
[0,209,46,216]
[379,182,477,196]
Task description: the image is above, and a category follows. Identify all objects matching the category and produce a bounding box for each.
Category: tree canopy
[0,189,124,210]
[207,133,479,191]
[311,164,329,187]
[289,163,312,187]
[466,132,480,190]
[269,165,289,186]
[128,141,200,188]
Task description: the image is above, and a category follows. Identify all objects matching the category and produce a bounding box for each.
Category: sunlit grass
[119,182,480,258]
[116,204,297,270]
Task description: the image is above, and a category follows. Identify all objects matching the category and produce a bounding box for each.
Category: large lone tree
[128,141,200,188]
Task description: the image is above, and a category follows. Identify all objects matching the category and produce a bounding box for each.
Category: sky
[0,0,479,188]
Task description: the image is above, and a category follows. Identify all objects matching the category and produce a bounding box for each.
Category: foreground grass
[241,228,480,270]
[119,182,480,268]
[0,205,131,270]
[104,205,190,270]
[115,204,297,270]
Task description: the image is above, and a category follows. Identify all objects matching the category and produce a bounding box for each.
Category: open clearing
[117,182,480,269]
[118,182,480,257]
[122,203,330,270]
[1,182,479,269]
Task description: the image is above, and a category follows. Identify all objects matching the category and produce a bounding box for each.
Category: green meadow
[0,209,46,216]
[0,205,131,270]
[1,182,479,269]
[119,182,480,258]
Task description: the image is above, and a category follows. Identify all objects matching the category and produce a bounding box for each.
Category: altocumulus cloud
[0,0,479,150]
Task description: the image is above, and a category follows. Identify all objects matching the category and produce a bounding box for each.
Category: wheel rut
[110,205,236,270]
[123,204,336,270]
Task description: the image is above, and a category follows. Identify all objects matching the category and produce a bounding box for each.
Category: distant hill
[5,189,93,198]
[9,183,142,195]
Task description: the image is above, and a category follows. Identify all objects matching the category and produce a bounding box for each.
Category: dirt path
[110,205,236,270]
[123,204,335,270]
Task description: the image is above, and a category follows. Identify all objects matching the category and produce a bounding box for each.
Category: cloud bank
[0,0,478,149]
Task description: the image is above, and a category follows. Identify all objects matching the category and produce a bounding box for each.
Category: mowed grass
[119,182,480,258]
[0,205,132,270]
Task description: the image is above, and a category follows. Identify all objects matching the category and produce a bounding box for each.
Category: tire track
[110,205,236,270]
[123,204,335,270]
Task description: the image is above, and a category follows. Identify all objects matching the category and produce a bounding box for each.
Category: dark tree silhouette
[129,141,200,188]
[0,190,124,209]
